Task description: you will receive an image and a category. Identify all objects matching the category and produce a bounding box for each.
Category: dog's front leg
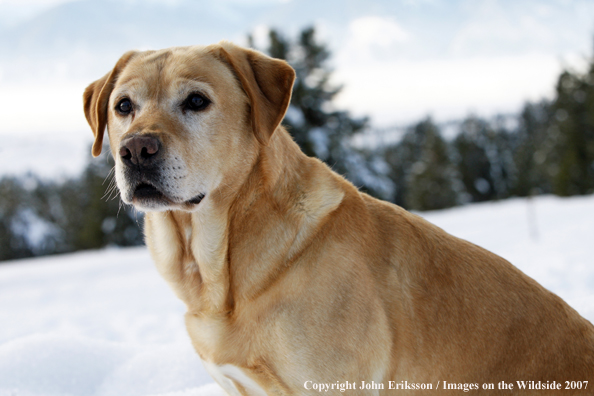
[144,211,206,308]
[144,209,231,313]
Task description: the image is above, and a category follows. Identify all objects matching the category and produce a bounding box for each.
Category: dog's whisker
[101,176,119,201]
[116,199,124,217]
[102,166,116,186]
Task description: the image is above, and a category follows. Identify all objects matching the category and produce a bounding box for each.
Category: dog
[83,42,594,395]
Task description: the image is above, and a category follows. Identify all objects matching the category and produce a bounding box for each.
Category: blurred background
[1,0,594,261]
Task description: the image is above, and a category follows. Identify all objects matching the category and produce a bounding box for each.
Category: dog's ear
[214,42,296,145]
[83,51,137,157]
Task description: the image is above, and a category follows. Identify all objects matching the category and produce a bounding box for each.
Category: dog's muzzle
[117,134,205,209]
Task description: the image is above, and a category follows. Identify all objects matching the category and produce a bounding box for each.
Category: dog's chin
[128,183,205,212]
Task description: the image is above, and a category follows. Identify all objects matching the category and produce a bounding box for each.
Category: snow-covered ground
[1,194,593,396]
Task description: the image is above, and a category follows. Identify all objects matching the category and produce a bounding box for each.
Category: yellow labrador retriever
[83,42,594,395]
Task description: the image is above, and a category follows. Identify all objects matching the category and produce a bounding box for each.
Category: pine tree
[550,69,594,195]
[511,101,553,197]
[0,147,144,262]
[454,116,515,202]
[384,118,458,211]
[251,27,394,200]
[62,148,144,251]
[0,177,32,260]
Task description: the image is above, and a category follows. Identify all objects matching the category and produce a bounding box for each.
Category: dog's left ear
[214,42,296,145]
[83,51,137,157]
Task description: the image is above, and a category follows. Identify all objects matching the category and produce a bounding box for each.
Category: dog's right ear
[83,51,137,157]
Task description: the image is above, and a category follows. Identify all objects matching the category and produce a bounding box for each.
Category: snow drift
[1,195,593,396]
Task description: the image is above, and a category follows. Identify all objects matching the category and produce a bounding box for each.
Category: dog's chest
[186,314,269,394]
[202,360,268,396]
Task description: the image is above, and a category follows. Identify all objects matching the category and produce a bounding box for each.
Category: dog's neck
[144,128,346,315]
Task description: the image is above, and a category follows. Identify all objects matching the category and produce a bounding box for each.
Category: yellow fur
[84,42,594,395]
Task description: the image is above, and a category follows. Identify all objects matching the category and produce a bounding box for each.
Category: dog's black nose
[119,135,160,167]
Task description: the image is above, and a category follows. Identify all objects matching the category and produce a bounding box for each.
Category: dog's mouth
[134,182,165,201]
[187,193,205,205]
[132,182,205,208]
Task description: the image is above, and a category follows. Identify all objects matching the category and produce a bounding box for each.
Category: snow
[0,248,223,396]
[1,194,593,395]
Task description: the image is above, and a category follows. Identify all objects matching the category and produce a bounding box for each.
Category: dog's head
[83,42,295,211]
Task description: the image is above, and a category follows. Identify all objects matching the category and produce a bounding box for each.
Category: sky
[0,0,592,168]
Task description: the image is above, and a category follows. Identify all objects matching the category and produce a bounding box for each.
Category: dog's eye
[116,98,133,115]
[183,93,210,112]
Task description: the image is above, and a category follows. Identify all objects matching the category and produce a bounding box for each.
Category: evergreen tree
[252,27,394,200]
[511,101,553,197]
[385,118,458,211]
[550,69,594,195]
[0,177,33,260]
[454,116,515,202]
[0,147,144,262]
[405,119,458,210]
[59,152,143,251]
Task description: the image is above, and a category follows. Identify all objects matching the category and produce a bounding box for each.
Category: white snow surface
[1,194,593,395]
